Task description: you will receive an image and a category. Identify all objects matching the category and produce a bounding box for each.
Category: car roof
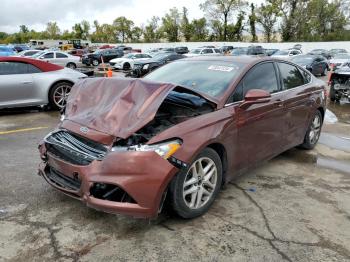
[0,57,64,72]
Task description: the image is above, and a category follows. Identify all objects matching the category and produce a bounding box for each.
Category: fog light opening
[90,183,137,204]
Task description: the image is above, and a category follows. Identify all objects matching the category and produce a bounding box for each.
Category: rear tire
[48,82,73,110]
[169,148,222,219]
[92,59,99,66]
[300,110,322,150]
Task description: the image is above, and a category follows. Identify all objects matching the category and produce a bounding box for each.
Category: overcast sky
[0,0,264,33]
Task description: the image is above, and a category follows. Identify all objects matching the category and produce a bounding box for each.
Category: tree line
[1,0,349,44]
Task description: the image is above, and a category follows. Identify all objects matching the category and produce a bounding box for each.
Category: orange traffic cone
[107,68,113,78]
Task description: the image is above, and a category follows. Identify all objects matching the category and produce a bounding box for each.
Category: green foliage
[191,18,208,41]
[143,16,161,43]
[161,7,181,42]
[248,3,257,42]
[113,16,134,43]
[0,0,349,44]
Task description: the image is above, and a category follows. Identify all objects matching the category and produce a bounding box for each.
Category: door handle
[274,99,284,107]
[22,81,33,84]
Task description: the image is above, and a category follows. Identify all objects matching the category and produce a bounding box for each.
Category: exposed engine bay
[330,71,350,102]
[115,88,214,146]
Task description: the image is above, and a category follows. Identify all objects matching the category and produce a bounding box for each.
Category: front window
[291,56,314,64]
[144,60,244,98]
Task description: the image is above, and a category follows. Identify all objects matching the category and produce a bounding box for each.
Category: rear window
[144,60,244,98]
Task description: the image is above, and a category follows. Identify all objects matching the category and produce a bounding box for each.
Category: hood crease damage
[64,78,215,145]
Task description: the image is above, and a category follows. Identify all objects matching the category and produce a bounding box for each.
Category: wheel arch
[206,143,228,185]
[48,80,74,103]
[317,106,325,121]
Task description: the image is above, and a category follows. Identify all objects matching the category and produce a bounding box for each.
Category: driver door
[235,62,286,169]
[0,61,36,107]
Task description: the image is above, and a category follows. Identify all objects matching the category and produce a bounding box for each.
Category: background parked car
[15,50,43,57]
[329,53,350,70]
[272,49,302,59]
[329,48,348,58]
[185,47,221,57]
[265,48,279,56]
[129,52,185,77]
[220,46,234,54]
[34,51,81,69]
[68,49,87,58]
[109,53,152,70]
[290,55,329,76]
[0,46,16,56]
[82,48,124,66]
[308,49,331,59]
[175,46,189,54]
[13,44,29,52]
[0,57,86,110]
[231,46,266,56]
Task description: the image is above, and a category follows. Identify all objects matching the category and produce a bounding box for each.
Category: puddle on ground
[317,156,350,175]
[319,133,350,153]
[327,101,350,124]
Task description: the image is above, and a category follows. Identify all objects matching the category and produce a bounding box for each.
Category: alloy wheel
[53,85,71,108]
[182,157,218,209]
[309,114,321,144]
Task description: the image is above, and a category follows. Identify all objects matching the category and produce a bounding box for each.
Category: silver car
[0,57,87,110]
[34,51,82,69]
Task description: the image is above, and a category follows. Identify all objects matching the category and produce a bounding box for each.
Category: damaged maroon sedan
[38,57,327,218]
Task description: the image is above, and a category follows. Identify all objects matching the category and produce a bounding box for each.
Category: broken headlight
[111,139,181,159]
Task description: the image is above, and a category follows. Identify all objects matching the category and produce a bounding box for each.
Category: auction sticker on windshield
[208,65,235,72]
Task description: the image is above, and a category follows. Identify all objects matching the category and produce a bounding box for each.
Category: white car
[185,48,222,57]
[15,50,43,57]
[329,53,350,70]
[271,49,302,59]
[33,51,82,69]
[109,53,152,70]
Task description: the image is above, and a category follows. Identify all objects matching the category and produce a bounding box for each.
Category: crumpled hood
[64,78,176,139]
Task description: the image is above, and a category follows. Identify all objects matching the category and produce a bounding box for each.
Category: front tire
[66,62,77,69]
[48,82,73,110]
[300,110,323,150]
[92,59,99,66]
[123,62,131,71]
[169,148,222,218]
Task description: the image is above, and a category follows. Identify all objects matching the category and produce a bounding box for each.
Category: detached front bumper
[38,143,177,218]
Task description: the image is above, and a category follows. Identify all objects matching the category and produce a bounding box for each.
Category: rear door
[277,62,312,149]
[236,62,285,169]
[55,52,69,66]
[0,62,37,107]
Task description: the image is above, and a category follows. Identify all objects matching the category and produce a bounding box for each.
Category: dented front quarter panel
[148,106,240,182]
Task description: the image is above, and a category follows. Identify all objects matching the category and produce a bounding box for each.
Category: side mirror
[239,89,271,109]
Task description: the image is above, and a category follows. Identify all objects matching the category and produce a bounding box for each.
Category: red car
[38,57,327,218]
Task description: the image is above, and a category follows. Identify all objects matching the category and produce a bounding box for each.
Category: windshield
[291,56,314,63]
[144,60,244,98]
[273,50,288,55]
[93,49,103,54]
[190,49,201,54]
[333,54,350,59]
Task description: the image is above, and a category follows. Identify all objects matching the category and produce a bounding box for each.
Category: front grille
[45,130,107,166]
[109,62,116,66]
[46,167,81,191]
